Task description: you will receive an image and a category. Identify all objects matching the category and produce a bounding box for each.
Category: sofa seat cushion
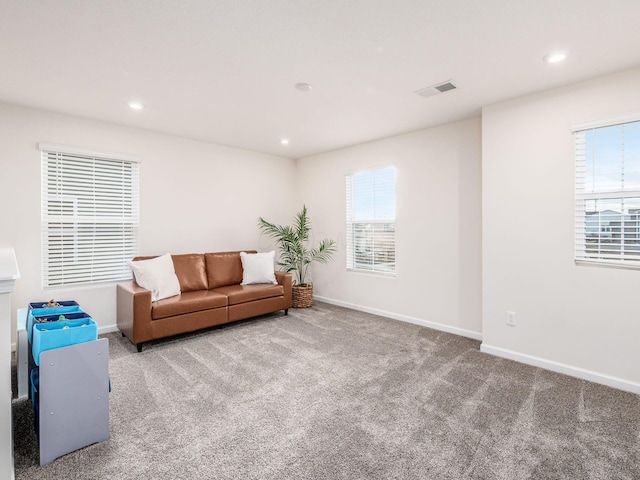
[212,284,284,306]
[152,290,228,320]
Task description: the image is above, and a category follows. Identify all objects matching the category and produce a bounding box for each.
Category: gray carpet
[12,302,640,479]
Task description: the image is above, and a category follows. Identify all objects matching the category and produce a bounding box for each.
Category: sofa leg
[121,332,125,337]
[136,343,143,353]
[284,309,288,316]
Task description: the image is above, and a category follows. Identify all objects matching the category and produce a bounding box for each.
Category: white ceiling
[2,0,640,159]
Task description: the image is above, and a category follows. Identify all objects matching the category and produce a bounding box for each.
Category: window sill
[347,268,396,278]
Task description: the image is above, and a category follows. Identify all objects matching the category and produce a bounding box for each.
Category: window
[573,115,640,267]
[40,143,140,287]
[346,166,396,274]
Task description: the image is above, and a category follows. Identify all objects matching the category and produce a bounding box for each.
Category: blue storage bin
[32,318,98,365]
[33,311,91,324]
[27,301,81,344]
[30,368,39,404]
[30,312,93,359]
[30,368,40,434]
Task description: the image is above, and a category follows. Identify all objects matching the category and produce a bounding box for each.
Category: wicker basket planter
[292,283,313,308]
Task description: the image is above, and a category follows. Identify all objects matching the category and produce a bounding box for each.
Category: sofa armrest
[275,271,293,309]
[117,281,153,346]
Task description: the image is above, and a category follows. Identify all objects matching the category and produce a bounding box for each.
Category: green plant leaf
[257,205,336,285]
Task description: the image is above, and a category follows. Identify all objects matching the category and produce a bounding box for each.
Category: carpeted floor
[12,302,640,479]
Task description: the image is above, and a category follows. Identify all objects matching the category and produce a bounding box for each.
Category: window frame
[572,113,640,269]
[40,143,140,288]
[345,165,397,276]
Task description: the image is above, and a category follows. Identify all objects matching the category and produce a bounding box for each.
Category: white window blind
[346,166,396,274]
[574,117,640,267]
[41,145,140,287]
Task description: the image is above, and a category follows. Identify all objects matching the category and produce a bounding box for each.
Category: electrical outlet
[506,311,516,327]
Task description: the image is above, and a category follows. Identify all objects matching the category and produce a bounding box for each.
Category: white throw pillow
[240,251,277,285]
[128,253,181,302]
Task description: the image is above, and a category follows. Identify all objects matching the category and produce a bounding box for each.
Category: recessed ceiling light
[280,138,290,145]
[294,83,313,92]
[128,101,144,110]
[544,51,567,64]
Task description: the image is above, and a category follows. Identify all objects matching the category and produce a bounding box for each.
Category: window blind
[346,166,396,274]
[41,146,140,287]
[574,118,640,267]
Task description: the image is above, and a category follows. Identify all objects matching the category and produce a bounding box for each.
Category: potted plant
[258,205,336,308]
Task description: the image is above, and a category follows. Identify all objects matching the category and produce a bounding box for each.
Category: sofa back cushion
[171,254,208,292]
[205,251,256,289]
[133,253,208,292]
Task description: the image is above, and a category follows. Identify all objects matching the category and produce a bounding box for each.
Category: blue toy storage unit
[26,300,110,466]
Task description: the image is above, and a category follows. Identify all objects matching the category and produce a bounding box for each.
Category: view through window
[346,166,396,274]
[574,118,640,267]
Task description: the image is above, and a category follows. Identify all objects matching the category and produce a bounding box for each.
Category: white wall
[297,118,482,338]
[6,66,639,395]
[0,102,297,345]
[482,67,640,390]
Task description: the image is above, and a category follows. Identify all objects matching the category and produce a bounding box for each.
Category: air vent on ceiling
[415,80,459,98]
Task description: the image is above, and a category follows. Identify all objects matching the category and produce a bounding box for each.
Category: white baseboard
[313,295,482,341]
[481,343,640,394]
[314,295,640,394]
[99,325,119,335]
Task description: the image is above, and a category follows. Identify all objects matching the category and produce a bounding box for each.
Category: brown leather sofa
[117,251,292,352]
